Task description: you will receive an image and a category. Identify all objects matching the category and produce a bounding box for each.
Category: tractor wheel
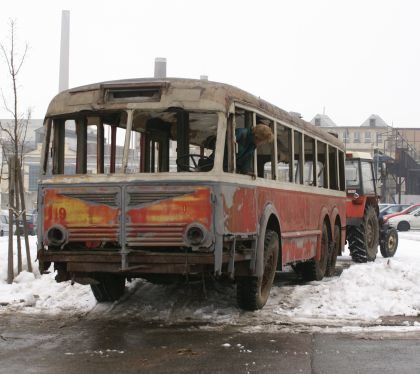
[380,227,398,258]
[300,222,330,281]
[90,274,126,302]
[397,221,410,232]
[348,205,379,263]
[236,230,279,311]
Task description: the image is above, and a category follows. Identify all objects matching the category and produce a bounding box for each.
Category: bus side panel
[220,185,257,233]
[256,187,346,265]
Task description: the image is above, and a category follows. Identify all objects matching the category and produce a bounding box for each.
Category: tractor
[345,152,398,262]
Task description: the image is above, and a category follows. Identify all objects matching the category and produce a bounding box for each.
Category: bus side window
[276,123,292,182]
[339,151,346,190]
[317,141,328,188]
[303,135,315,186]
[329,146,339,190]
[230,108,255,175]
[256,118,274,179]
[294,131,303,184]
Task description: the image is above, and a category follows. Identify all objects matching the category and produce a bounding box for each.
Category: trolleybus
[37,78,346,310]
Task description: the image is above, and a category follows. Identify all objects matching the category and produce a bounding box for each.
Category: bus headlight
[184,223,210,248]
[46,225,67,247]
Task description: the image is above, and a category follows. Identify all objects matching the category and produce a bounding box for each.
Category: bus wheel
[90,274,126,302]
[236,230,279,311]
[301,222,329,281]
[326,224,340,277]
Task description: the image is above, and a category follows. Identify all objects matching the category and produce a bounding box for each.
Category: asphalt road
[1,313,420,374]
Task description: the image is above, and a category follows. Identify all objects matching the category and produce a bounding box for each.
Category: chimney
[58,10,70,92]
[154,57,167,78]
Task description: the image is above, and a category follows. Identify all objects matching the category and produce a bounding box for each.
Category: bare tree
[0,19,32,283]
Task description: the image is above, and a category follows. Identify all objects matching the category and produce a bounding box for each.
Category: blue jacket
[235,128,255,174]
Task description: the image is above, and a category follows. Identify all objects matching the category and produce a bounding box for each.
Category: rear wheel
[380,227,398,258]
[348,205,379,263]
[300,222,330,281]
[326,224,340,277]
[90,274,126,302]
[236,230,279,311]
[397,221,410,232]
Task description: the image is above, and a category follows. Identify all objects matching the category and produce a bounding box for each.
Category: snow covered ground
[1,232,419,333]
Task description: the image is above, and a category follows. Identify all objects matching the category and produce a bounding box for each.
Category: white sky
[1,0,420,127]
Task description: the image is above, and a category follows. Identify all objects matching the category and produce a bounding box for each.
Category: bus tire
[236,230,279,311]
[348,205,379,263]
[301,222,329,281]
[90,274,126,302]
[326,224,340,277]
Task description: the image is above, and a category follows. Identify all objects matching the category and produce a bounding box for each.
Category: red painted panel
[43,189,120,230]
[127,187,212,229]
[221,186,257,233]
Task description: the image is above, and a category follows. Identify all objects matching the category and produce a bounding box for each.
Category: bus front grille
[127,190,194,206]
[61,192,118,207]
[68,225,120,241]
[126,223,186,247]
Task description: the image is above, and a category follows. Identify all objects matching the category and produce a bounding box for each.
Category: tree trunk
[7,157,15,284]
[16,156,32,272]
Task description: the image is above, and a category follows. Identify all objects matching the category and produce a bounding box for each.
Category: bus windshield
[44,109,219,175]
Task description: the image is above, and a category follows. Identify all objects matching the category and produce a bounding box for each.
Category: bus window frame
[231,102,345,191]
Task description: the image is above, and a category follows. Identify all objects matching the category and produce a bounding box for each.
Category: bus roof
[46,77,344,149]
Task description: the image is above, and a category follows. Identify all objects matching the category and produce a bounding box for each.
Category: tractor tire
[90,274,126,302]
[380,227,398,258]
[236,230,279,311]
[348,205,379,263]
[397,221,410,232]
[299,222,330,281]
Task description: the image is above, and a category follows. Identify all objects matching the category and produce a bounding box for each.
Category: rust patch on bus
[43,189,120,228]
[127,187,212,227]
[221,186,257,233]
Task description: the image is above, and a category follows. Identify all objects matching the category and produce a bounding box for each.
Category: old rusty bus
[37,78,346,310]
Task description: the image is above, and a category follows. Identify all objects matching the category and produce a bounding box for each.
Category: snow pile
[0,236,95,314]
[1,232,420,329]
[273,259,420,320]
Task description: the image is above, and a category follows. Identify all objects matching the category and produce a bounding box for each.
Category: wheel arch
[316,207,331,261]
[255,203,281,277]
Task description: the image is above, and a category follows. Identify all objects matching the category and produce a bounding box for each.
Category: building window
[365,131,371,143]
[369,118,376,127]
[315,118,321,126]
[376,133,382,144]
[353,131,360,143]
[343,130,349,143]
[28,165,40,191]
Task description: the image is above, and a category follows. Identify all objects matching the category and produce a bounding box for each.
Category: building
[313,113,420,202]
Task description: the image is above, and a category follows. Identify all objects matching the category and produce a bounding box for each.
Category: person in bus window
[236,124,274,174]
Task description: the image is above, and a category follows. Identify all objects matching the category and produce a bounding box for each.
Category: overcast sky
[1,0,420,127]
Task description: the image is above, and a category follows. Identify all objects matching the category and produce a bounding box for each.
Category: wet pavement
[1,313,420,374]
